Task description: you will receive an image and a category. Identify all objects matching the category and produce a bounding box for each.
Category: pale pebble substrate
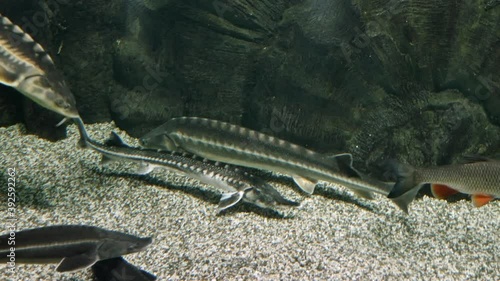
[0,122,498,281]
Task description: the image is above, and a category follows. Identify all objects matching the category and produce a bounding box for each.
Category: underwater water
[0,0,499,280]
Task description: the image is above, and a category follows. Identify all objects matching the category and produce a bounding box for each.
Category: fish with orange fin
[387,156,500,213]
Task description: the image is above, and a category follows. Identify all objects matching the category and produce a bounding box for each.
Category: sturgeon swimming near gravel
[0,13,79,119]
[139,117,393,199]
[0,225,152,272]
[75,119,298,212]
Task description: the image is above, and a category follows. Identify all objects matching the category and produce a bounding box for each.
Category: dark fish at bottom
[0,225,152,272]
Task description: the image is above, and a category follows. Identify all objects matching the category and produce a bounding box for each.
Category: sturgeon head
[0,14,79,118]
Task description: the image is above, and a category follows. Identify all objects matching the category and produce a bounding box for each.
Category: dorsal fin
[105,132,129,147]
[218,191,244,211]
[460,155,491,164]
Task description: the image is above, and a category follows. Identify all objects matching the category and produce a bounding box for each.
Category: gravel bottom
[0,122,498,281]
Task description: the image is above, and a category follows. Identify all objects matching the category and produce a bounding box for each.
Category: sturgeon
[139,117,392,198]
[0,14,79,119]
[75,119,298,211]
[92,257,156,281]
[0,225,151,272]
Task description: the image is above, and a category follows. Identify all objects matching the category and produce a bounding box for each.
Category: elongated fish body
[140,117,392,197]
[0,225,152,272]
[75,120,297,211]
[0,14,79,118]
[388,156,500,213]
[92,257,157,281]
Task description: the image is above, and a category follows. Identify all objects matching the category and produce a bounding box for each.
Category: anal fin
[431,184,459,199]
[292,176,317,194]
[136,163,156,175]
[471,194,494,207]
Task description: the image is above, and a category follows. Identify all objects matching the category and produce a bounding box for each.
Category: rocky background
[1,0,499,175]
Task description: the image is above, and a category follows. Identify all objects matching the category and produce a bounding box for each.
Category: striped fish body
[0,14,78,118]
[140,117,392,197]
[0,225,152,272]
[75,119,297,211]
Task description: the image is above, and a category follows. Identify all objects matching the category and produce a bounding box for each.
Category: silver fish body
[0,225,151,272]
[0,14,78,118]
[388,156,500,212]
[140,117,392,198]
[75,119,297,211]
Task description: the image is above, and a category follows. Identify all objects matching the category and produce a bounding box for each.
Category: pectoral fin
[56,249,99,272]
[292,176,317,194]
[471,194,494,207]
[218,191,244,211]
[136,163,155,174]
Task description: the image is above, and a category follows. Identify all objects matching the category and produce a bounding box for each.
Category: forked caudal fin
[386,160,422,213]
[471,194,495,207]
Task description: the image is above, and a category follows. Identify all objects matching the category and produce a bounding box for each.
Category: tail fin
[386,160,421,213]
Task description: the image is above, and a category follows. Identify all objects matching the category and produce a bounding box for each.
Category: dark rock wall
[0,0,499,170]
